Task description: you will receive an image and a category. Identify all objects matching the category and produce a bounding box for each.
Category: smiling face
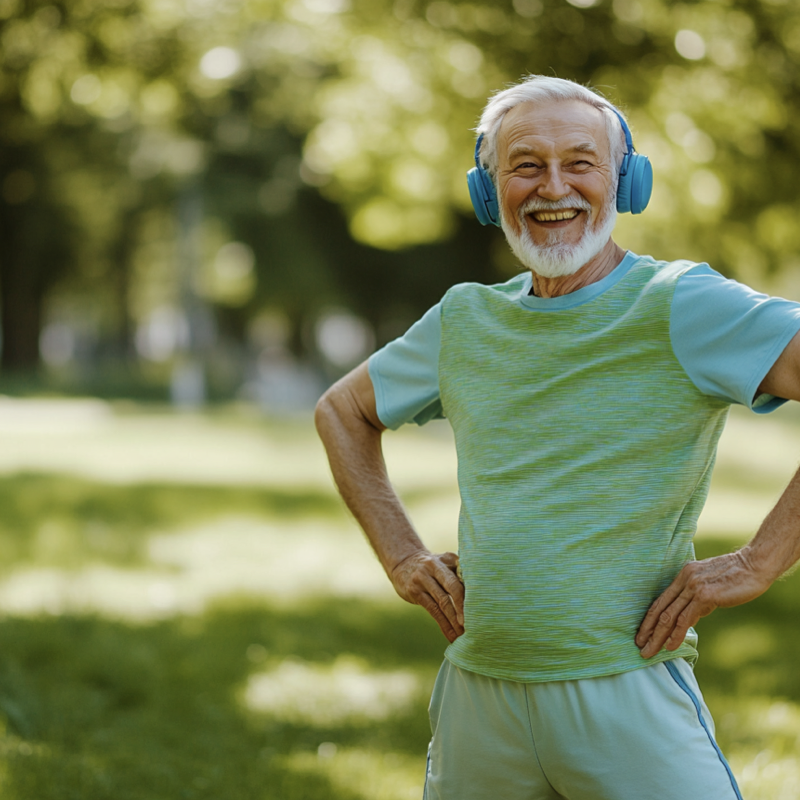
[495,98,618,278]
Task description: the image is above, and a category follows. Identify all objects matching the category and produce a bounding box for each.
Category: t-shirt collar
[518,251,639,311]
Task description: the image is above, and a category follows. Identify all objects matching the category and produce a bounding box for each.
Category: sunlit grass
[0,399,797,798]
[708,697,800,800]
[0,601,440,800]
[282,747,424,800]
[0,473,341,570]
[242,655,423,725]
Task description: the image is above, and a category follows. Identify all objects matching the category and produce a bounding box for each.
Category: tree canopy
[1,0,799,375]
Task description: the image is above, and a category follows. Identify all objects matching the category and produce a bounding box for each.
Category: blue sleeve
[671,265,800,413]
[368,303,443,430]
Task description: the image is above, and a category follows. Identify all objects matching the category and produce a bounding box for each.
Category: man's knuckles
[681,560,702,578]
[657,609,675,627]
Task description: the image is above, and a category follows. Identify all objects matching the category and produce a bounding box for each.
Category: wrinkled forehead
[497,99,611,162]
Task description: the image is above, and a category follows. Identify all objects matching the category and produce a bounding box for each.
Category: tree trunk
[0,206,44,372]
[0,268,42,371]
[111,208,138,361]
[0,196,64,373]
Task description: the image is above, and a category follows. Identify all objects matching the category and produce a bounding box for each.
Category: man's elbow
[315,362,385,439]
[314,387,338,441]
[314,381,365,444]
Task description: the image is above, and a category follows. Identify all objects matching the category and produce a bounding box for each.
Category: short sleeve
[368,303,443,430]
[671,265,800,412]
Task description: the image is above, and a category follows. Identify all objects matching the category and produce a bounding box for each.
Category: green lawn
[0,399,797,799]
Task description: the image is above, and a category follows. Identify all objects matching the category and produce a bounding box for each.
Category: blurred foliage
[1,0,800,374]
[291,0,800,279]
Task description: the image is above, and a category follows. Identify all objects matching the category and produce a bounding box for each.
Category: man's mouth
[530,209,582,223]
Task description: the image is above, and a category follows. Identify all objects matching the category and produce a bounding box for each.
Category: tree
[0,0,206,371]
[250,0,800,284]
[3,0,800,376]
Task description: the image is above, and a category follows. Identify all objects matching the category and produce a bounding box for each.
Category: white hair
[476,75,628,183]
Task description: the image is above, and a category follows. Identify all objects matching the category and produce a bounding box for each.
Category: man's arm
[637,330,800,659]
[315,361,464,642]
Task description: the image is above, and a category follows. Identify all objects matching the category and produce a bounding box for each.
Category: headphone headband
[474,135,484,168]
[607,107,634,176]
[467,134,499,226]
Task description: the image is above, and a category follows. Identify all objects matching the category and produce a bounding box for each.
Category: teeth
[532,210,580,222]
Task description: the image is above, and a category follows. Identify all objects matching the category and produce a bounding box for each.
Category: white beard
[500,191,617,279]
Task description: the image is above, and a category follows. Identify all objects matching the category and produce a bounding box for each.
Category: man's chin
[504,213,617,280]
[508,239,596,279]
[528,260,586,279]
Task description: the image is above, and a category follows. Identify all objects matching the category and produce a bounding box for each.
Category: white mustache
[519,196,593,216]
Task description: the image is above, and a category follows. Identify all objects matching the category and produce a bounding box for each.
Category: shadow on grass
[0,597,444,800]
[0,473,343,572]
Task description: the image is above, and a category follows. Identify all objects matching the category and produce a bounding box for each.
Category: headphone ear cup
[467,166,501,227]
[628,154,653,215]
[616,153,653,215]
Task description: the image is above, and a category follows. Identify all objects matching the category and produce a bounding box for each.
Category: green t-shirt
[369,253,800,682]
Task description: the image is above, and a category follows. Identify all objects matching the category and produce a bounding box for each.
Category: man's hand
[391,550,465,643]
[635,551,772,659]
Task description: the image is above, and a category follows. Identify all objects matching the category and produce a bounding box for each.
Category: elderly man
[315,75,800,800]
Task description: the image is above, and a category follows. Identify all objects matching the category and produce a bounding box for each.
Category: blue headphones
[466,107,653,226]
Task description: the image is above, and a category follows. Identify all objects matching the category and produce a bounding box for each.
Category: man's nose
[538,167,570,200]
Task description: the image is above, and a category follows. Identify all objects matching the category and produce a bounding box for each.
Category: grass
[0,601,441,800]
[0,399,797,798]
[0,473,341,571]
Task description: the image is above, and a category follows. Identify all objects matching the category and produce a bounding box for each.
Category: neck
[531,239,626,299]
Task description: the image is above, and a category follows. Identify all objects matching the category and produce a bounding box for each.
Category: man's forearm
[314,378,428,576]
[741,464,800,581]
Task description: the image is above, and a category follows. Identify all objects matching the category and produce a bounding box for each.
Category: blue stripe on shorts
[664,660,743,800]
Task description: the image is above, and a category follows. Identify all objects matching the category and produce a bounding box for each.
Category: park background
[1,0,800,797]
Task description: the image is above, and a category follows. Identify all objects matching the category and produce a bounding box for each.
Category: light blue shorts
[423,658,743,800]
